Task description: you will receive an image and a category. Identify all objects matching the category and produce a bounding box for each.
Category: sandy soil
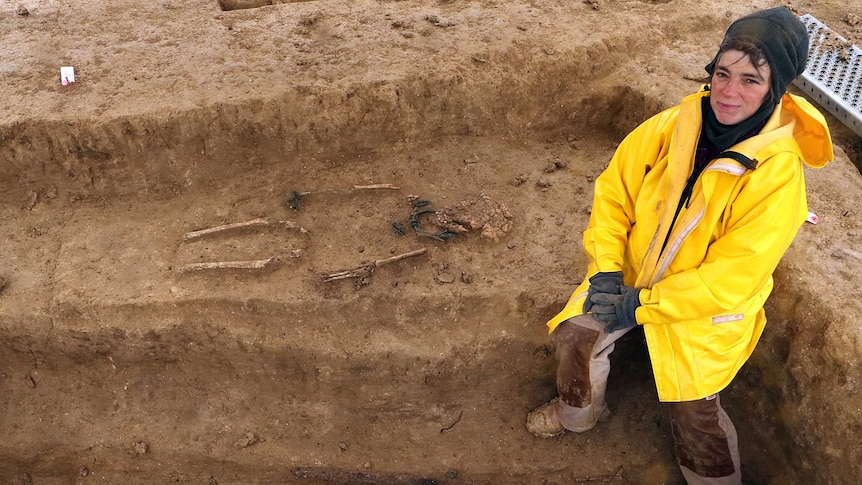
[1,0,861,484]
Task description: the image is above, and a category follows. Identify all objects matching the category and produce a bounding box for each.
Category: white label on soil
[61,66,75,85]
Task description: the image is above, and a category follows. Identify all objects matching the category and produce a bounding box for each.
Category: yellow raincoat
[547,88,833,402]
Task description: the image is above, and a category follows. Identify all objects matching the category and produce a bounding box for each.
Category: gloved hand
[582,271,624,314]
[589,286,642,333]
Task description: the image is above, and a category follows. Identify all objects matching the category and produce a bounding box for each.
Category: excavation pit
[1,1,861,484]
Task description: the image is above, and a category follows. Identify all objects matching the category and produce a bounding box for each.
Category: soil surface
[1,0,861,484]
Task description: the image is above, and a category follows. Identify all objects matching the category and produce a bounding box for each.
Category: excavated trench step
[0,294,668,483]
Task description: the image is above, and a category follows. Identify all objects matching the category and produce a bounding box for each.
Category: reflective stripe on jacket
[547,89,833,402]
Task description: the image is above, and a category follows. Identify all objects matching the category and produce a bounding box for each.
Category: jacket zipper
[657,151,755,257]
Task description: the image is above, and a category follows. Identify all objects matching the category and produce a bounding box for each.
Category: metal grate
[793,14,862,138]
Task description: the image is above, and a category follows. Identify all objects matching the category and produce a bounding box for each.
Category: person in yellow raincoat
[526,7,833,484]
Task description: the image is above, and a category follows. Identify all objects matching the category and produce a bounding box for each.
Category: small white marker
[60,66,75,85]
[806,212,818,224]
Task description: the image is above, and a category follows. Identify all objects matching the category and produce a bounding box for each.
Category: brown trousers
[554,316,742,484]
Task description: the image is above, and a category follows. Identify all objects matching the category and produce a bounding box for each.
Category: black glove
[589,287,642,333]
[582,271,624,313]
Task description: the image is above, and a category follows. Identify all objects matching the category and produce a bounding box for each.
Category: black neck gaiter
[700,96,774,153]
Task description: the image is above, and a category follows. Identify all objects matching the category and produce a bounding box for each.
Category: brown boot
[526,397,566,438]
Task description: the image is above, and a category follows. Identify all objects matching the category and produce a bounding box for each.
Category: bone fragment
[322,248,427,282]
[183,219,305,241]
[178,258,276,273]
[295,183,400,197]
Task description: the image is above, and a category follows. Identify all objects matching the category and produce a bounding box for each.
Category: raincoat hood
[780,92,834,168]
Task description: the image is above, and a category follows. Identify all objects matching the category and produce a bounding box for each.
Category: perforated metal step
[793,14,862,138]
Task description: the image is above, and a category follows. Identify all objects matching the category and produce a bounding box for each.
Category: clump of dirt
[430,196,513,241]
[817,30,855,61]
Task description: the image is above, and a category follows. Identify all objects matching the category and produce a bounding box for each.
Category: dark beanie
[705,7,810,104]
